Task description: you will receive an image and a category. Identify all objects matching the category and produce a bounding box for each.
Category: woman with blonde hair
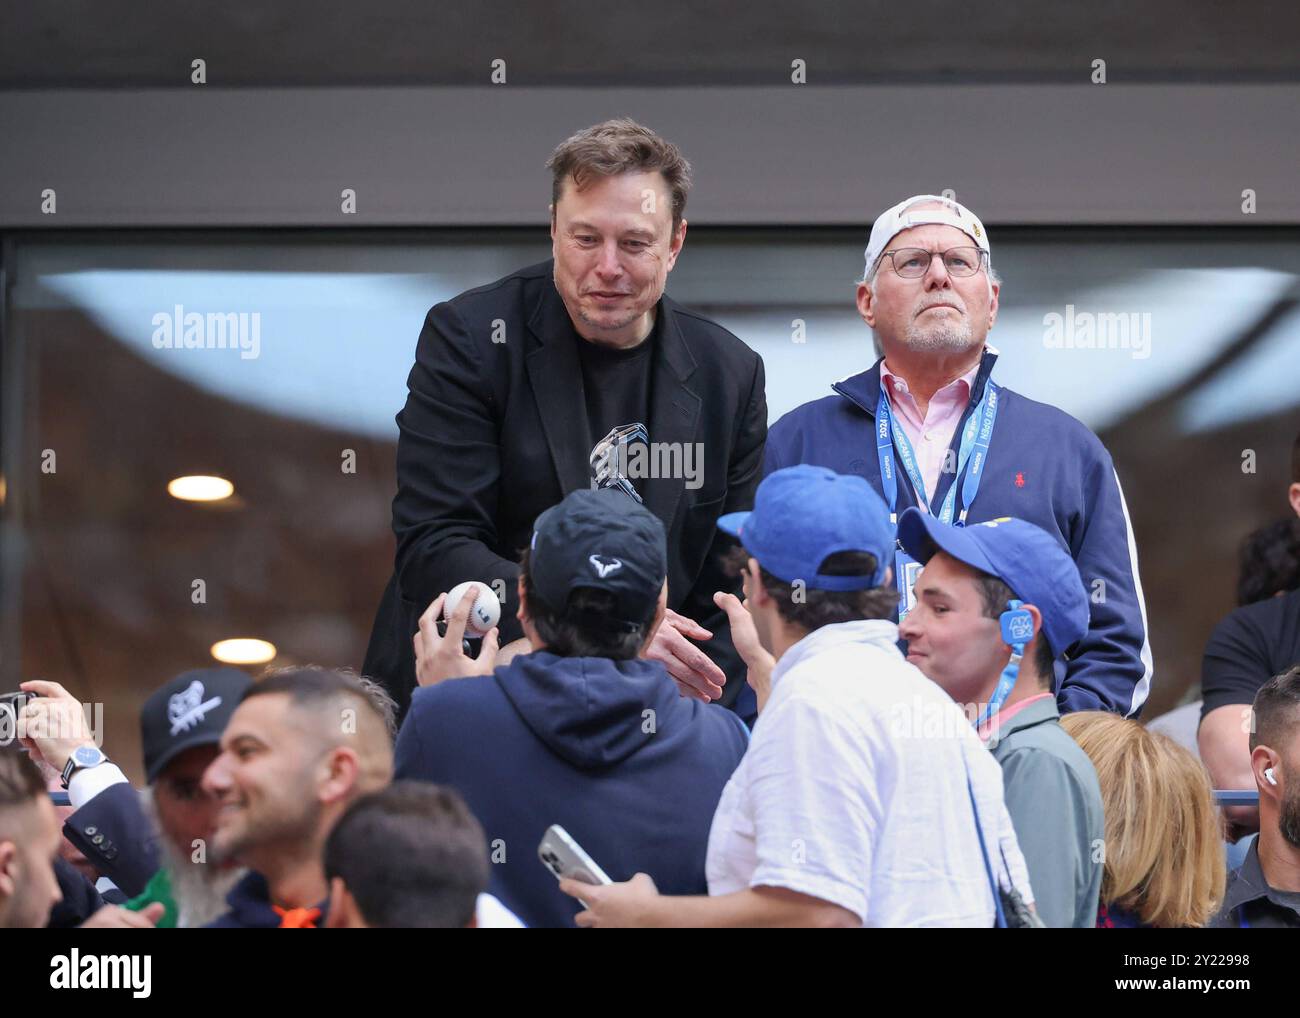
[1060,711,1226,928]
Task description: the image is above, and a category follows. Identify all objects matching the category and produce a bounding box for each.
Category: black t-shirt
[573,312,657,500]
[1200,587,1300,720]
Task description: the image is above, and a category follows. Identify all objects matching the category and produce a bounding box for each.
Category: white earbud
[1265,767,1278,786]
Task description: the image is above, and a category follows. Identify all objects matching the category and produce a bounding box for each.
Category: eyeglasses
[878,247,988,279]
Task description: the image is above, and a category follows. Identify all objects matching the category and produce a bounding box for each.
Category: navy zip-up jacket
[394,651,749,928]
[206,871,328,928]
[765,348,1152,717]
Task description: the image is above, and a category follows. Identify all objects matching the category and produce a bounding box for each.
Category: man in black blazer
[364,118,767,719]
[19,669,252,927]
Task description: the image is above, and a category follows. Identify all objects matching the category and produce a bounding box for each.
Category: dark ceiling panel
[3,0,1299,89]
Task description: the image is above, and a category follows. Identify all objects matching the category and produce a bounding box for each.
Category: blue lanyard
[977,652,1021,728]
[964,764,1007,928]
[877,378,1000,525]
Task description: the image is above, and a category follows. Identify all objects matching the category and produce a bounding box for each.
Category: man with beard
[19,669,252,927]
[764,194,1152,719]
[202,667,394,928]
[1212,665,1300,927]
[124,669,256,926]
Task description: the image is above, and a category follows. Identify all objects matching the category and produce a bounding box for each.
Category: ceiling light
[168,475,235,502]
[211,638,276,665]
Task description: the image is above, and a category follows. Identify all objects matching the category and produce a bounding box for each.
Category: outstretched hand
[713,591,775,713]
[644,610,726,702]
[558,873,661,928]
[413,585,501,687]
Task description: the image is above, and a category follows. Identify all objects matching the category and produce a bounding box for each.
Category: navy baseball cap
[895,509,1089,658]
[529,487,668,629]
[140,667,252,784]
[718,465,894,590]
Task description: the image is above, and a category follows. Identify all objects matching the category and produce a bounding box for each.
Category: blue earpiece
[999,599,1034,649]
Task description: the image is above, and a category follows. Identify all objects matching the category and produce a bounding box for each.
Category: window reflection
[4,228,1298,775]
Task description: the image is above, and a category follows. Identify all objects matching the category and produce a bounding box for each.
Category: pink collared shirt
[881,358,982,508]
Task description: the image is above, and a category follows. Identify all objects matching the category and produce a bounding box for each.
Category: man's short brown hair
[725,546,899,631]
[1250,664,1300,752]
[547,118,692,230]
[244,666,395,764]
[0,745,45,818]
[324,781,488,928]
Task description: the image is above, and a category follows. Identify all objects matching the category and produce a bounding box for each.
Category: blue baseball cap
[718,465,894,590]
[895,509,1089,658]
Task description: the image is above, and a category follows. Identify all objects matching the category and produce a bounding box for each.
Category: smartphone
[0,690,33,716]
[538,824,611,907]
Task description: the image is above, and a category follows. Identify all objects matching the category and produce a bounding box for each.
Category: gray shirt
[988,695,1106,928]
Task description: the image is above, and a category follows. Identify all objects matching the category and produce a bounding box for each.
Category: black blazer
[48,857,107,928]
[63,781,161,898]
[363,260,767,715]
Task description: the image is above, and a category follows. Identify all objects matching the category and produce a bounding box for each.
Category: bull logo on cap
[589,555,623,579]
[167,680,223,737]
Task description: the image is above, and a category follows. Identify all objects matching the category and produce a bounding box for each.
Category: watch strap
[60,747,108,789]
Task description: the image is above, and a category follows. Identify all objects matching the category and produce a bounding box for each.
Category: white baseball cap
[862,194,990,280]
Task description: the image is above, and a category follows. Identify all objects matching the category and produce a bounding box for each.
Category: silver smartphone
[538,824,612,907]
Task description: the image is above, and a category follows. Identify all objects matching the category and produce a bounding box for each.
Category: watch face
[74,745,103,767]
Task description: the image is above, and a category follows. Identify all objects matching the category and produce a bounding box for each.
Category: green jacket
[988,695,1105,928]
[125,868,178,929]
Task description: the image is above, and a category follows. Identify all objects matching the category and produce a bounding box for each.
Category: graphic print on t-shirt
[590,423,650,503]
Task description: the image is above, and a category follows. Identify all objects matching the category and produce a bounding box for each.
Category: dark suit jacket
[63,780,161,898]
[364,260,767,716]
[48,857,107,928]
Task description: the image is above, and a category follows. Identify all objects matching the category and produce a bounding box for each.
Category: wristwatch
[61,745,110,789]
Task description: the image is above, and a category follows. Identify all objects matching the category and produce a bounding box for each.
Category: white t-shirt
[475,893,525,928]
[705,619,1034,927]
